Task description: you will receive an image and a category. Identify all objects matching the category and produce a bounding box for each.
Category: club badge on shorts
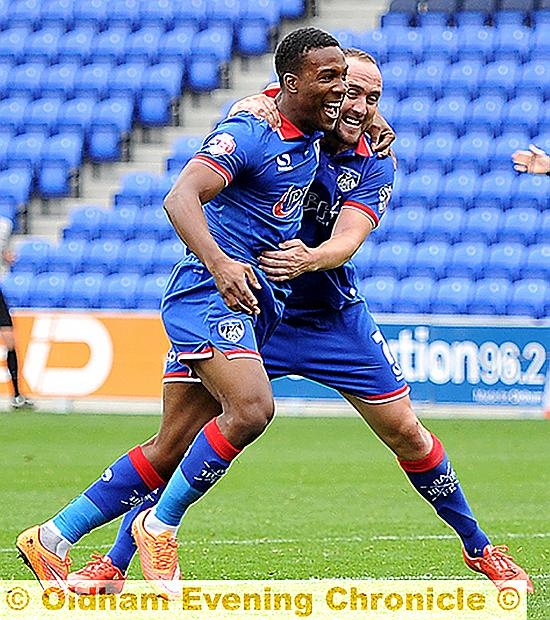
[218,318,245,343]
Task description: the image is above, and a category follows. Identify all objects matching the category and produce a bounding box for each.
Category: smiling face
[333,56,383,149]
[284,45,348,134]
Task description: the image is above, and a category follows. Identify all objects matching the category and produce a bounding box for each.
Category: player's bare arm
[164,162,261,314]
[258,208,373,281]
[512,144,550,175]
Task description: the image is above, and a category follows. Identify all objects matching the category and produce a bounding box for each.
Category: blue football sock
[107,487,164,574]
[399,434,491,558]
[53,446,165,544]
[155,418,240,527]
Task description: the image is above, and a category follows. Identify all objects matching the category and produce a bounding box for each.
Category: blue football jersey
[287,134,395,310]
[188,112,322,265]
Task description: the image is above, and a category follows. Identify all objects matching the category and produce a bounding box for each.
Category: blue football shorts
[262,300,410,404]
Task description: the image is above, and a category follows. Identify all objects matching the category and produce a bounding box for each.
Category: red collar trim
[355,134,373,157]
[277,112,305,140]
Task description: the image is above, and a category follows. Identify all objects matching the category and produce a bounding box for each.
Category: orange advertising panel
[0,311,170,399]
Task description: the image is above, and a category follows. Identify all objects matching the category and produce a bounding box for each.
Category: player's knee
[383,405,431,459]
[226,391,275,444]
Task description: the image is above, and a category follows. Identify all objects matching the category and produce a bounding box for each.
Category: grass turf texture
[1,412,548,618]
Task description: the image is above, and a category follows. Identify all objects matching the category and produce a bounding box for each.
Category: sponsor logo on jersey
[337,167,361,192]
[378,183,393,214]
[272,185,309,218]
[204,132,236,157]
[218,318,245,342]
[276,153,293,171]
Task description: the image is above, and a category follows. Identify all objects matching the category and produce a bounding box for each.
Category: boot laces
[153,533,178,571]
[486,545,519,579]
[77,554,114,578]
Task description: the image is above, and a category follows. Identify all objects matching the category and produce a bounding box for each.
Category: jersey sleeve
[190,115,261,186]
[341,156,395,229]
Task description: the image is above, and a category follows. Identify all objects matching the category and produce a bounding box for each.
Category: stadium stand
[2,0,548,320]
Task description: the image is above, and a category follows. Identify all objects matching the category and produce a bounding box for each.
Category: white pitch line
[3,532,549,555]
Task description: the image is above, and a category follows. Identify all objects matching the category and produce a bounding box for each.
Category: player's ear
[282,72,298,94]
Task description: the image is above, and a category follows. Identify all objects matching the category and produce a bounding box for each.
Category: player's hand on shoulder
[259,239,318,281]
[369,110,395,158]
[209,256,262,315]
[228,94,281,130]
[512,144,550,175]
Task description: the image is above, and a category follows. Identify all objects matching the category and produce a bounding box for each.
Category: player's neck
[276,94,312,135]
[322,133,352,155]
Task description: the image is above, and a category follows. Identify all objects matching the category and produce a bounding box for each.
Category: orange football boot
[463,545,534,593]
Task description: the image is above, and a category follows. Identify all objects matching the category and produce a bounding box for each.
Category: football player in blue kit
[16,27,347,596]
[19,47,533,595]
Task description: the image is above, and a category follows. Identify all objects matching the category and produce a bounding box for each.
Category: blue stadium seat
[392,96,432,134]
[58,97,96,137]
[358,276,397,313]
[446,242,488,279]
[30,272,69,308]
[124,27,162,64]
[101,272,139,309]
[38,159,76,199]
[279,0,304,19]
[489,131,530,170]
[2,271,33,308]
[82,239,123,275]
[107,62,147,99]
[109,0,140,29]
[417,131,454,174]
[48,239,86,274]
[242,0,280,27]
[158,26,196,63]
[136,273,168,309]
[385,27,424,62]
[381,11,412,28]
[431,95,470,135]
[192,26,233,62]
[381,61,412,100]
[89,125,123,163]
[425,207,465,243]
[12,240,51,275]
[43,132,83,169]
[469,278,511,314]
[377,93,397,121]
[454,8,492,27]
[9,63,45,99]
[493,10,527,28]
[468,95,505,136]
[98,206,139,241]
[92,28,130,64]
[512,174,550,210]
[24,98,63,136]
[187,54,221,92]
[517,60,550,99]
[407,60,447,99]
[0,63,11,100]
[522,244,550,280]
[409,240,451,279]
[431,277,474,314]
[373,241,413,279]
[236,17,272,56]
[65,272,105,308]
[443,59,483,98]
[57,26,94,64]
[503,95,543,135]
[0,98,29,134]
[462,207,502,244]
[63,206,108,241]
[485,242,525,280]
[139,0,175,29]
[456,26,495,62]
[359,30,389,63]
[493,25,531,62]
[479,60,518,99]
[120,239,156,275]
[422,27,458,62]
[72,0,108,29]
[0,169,32,208]
[0,27,29,64]
[404,170,441,207]
[507,279,548,318]
[388,206,428,243]
[135,207,174,241]
[139,63,184,126]
[393,276,434,313]
[476,171,515,209]
[392,131,420,173]
[172,0,207,28]
[499,207,540,244]
[10,0,42,28]
[39,0,74,29]
[115,172,156,209]
[149,175,174,207]
[74,63,112,99]
[7,134,45,172]
[152,239,185,273]
[438,170,477,209]
[23,26,63,64]
[453,131,493,174]
[40,63,78,100]
[206,0,239,31]
[352,242,377,279]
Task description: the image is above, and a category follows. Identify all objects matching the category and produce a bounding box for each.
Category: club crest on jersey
[273,185,309,218]
[218,318,245,343]
[204,132,236,157]
[337,167,361,192]
[378,183,393,214]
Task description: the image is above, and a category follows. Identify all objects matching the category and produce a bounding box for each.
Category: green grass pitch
[1,412,548,618]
